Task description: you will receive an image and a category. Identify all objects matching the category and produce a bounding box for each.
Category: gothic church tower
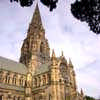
[20,4,50,73]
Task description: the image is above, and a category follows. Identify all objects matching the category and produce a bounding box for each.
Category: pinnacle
[81,88,84,95]
[52,49,56,58]
[69,58,73,67]
[61,51,64,57]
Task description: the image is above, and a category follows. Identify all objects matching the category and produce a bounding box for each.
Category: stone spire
[20,4,50,67]
[27,4,45,37]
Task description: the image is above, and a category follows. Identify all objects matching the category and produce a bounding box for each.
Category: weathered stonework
[0,4,84,100]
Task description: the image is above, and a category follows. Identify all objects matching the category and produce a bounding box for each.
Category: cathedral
[0,4,84,100]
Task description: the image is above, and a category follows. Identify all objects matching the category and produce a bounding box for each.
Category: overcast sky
[0,0,100,98]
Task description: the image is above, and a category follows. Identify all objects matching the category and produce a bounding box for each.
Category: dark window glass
[0,96,2,100]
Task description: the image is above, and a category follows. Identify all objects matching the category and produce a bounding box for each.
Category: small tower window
[34,78,37,87]
[38,77,41,87]
[40,42,44,54]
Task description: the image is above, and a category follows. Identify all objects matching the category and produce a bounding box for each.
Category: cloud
[76,59,100,98]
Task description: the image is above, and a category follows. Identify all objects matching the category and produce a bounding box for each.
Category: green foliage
[85,95,95,100]
[71,0,100,34]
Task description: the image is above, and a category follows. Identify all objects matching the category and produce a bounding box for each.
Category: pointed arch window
[5,73,11,84]
[34,78,37,87]
[40,42,44,54]
[19,76,24,86]
[43,75,46,85]
[13,75,17,85]
[38,77,41,87]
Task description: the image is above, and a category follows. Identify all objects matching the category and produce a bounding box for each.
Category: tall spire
[20,3,50,66]
[31,4,42,26]
[27,4,45,37]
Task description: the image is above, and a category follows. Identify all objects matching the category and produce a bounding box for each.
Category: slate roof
[0,56,27,75]
[34,61,51,76]
[0,83,24,91]
[0,56,53,76]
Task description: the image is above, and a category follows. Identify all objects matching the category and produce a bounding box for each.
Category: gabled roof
[0,56,27,75]
[0,83,24,91]
[34,61,51,76]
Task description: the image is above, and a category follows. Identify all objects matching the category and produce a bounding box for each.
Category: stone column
[17,74,21,86]
[2,94,7,100]
[2,71,7,83]
[37,77,39,87]
[9,72,13,85]
[45,74,48,84]
[25,72,32,100]
[41,75,43,86]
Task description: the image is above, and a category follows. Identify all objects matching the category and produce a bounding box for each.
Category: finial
[35,3,39,11]
[69,58,73,67]
[51,49,57,66]
[61,51,64,57]
[81,88,84,95]
[52,49,56,58]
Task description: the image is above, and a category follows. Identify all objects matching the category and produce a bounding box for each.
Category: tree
[85,95,95,100]
[10,0,58,11]
[71,0,100,34]
[10,0,100,34]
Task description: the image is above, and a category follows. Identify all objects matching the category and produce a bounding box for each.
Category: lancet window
[19,76,24,86]
[5,73,11,84]
[40,42,44,54]
[13,75,17,85]
[34,78,37,87]
[43,75,46,85]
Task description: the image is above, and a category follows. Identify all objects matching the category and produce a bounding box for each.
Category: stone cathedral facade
[0,4,84,100]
